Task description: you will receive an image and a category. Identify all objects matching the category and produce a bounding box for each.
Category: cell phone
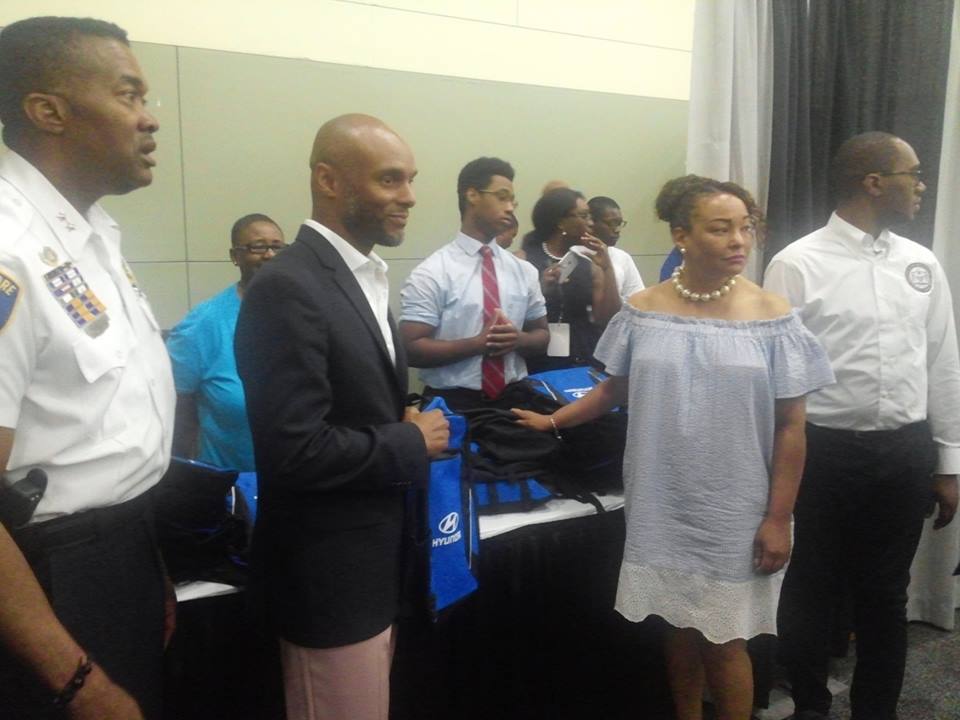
[556,251,580,282]
[570,243,597,257]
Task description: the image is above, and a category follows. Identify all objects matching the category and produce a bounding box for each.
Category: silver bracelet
[549,415,563,441]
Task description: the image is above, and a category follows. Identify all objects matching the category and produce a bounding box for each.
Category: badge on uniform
[122,259,146,299]
[44,263,110,337]
[39,246,59,267]
[905,262,932,293]
[0,268,20,334]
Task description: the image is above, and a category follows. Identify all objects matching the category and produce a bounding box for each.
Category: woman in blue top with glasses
[166,213,286,470]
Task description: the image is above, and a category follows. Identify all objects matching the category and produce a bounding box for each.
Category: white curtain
[686,0,774,281]
[688,0,959,630]
[912,0,960,631]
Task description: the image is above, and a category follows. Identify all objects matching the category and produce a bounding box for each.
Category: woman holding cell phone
[516,187,621,372]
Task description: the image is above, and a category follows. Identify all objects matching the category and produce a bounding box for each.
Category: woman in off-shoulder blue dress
[514,176,834,720]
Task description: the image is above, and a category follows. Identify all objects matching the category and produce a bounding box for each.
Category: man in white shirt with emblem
[0,17,174,720]
[764,131,960,720]
[400,157,549,411]
[588,195,645,299]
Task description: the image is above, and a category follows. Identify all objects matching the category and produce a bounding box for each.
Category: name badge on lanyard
[547,322,570,357]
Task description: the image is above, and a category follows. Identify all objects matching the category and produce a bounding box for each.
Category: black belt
[13,488,154,557]
[807,421,929,442]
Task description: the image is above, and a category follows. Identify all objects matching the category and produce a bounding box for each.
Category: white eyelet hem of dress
[614,561,784,644]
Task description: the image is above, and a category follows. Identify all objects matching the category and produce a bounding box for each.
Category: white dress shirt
[764,211,960,474]
[305,219,396,365]
[400,232,547,390]
[608,245,646,299]
[0,150,175,521]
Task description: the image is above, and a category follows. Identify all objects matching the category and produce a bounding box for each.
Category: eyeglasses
[603,219,628,230]
[234,243,287,255]
[567,211,591,221]
[478,189,519,207]
[874,169,924,183]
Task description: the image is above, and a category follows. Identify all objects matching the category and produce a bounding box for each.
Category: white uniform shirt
[608,245,646,299]
[764,211,960,474]
[0,150,175,522]
[400,232,547,390]
[305,219,395,365]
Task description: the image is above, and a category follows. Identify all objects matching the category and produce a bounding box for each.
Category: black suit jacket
[235,224,428,648]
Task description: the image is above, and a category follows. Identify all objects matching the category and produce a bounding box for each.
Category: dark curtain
[764,0,955,267]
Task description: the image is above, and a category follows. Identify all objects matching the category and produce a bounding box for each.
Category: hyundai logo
[438,512,459,535]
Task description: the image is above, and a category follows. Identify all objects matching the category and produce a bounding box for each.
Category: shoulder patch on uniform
[0,268,21,333]
[905,262,932,293]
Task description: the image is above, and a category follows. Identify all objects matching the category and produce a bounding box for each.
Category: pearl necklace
[542,242,565,262]
[671,265,737,302]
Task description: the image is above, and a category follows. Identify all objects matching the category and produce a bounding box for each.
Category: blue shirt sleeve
[400,256,444,327]
[522,259,548,323]
[166,309,205,394]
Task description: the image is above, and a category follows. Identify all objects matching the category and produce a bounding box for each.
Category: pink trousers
[279,625,396,720]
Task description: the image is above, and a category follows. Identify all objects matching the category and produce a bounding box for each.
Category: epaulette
[0,187,35,252]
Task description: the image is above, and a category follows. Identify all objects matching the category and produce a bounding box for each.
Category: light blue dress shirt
[400,232,547,390]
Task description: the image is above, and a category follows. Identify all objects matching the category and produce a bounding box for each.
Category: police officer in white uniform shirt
[0,17,174,720]
[764,131,960,720]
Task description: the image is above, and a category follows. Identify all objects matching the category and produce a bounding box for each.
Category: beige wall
[0,1,693,98]
[0,3,693,328]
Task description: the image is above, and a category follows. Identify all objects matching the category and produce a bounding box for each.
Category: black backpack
[153,458,251,585]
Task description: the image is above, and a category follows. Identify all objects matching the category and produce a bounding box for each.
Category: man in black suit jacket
[236,113,449,720]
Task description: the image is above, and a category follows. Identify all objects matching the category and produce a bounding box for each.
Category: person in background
[400,157,548,411]
[236,113,448,720]
[495,213,519,250]
[517,188,620,372]
[515,175,833,720]
[660,246,683,282]
[765,131,960,720]
[588,195,645,299]
[0,16,175,719]
[166,213,285,470]
[541,179,570,195]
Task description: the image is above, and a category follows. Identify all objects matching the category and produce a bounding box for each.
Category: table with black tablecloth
[391,494,675,720]
[167,494,784,719]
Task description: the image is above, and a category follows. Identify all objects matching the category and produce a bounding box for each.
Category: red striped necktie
[479,244,505,398]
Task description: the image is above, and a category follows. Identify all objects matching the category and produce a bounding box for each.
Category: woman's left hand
[752,516,791,574]
[582,235,612,271]
[511,408,554,433]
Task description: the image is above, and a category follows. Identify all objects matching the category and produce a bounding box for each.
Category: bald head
[309,113,398,169]
[309,113,417,254]
[541,179,570,196]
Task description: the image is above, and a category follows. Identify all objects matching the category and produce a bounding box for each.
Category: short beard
[342,192,404,248]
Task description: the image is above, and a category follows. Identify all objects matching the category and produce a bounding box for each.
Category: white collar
[828,211,892,257]
[304,218,388,273]
[0,149,118,260]
[453,230,498,257]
